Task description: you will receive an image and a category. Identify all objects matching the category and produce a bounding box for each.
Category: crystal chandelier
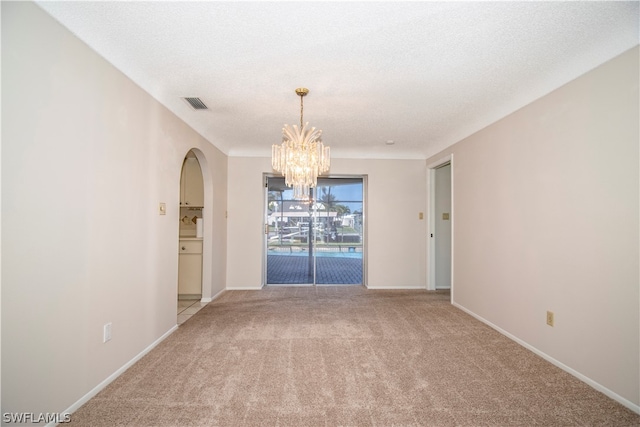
[272,88,330,200]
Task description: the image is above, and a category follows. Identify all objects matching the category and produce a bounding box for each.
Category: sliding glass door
[265,176,364,285]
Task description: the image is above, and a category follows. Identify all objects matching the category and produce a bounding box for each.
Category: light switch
[419,212,424,220]
[159,203,166,215]
[442,213,449,220]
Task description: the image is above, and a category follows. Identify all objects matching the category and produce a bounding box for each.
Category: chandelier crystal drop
[272,88,330,200]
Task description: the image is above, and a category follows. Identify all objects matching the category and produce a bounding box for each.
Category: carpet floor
[69,286,639,426]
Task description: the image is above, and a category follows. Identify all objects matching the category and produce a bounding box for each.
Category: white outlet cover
[103,323,112,342]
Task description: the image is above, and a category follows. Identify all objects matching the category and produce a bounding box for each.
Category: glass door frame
[263,174,367,287]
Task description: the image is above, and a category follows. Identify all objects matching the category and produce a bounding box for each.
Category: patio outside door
[265,176,364,285]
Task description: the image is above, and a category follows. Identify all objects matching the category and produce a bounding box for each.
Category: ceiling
[36,1,639,160]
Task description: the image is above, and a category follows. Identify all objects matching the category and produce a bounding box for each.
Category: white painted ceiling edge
[36,1,639,160]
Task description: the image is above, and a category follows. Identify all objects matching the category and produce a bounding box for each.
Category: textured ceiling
[36,1,639,160]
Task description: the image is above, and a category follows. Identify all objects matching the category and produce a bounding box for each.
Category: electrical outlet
[546,311,554,327]
[103,322,112,342]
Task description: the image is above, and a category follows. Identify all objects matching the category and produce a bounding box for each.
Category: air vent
[183,97,208,110]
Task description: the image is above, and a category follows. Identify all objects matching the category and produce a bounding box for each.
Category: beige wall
[3,0,637,418]
[227,157,427,289]
[2,2,227,415]
[427,47,639,408]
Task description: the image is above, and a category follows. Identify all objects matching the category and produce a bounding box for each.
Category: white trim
[450,159,455,302]
[452,301,640,415]
[186,148,213,301]
[427,167,435,290]
[50,325,179,427]
[225,286,264,290]
[366,286,426,290]
[201,288,225,303]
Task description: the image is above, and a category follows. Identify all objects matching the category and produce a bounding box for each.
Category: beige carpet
[70,286,639,426]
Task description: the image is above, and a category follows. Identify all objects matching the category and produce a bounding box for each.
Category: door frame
[427,154,454,299]
[262,174,367,286]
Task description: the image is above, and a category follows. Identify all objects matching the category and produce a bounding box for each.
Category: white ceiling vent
[183,97,208,110]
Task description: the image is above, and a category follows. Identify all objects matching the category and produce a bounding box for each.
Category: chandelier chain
[300,94,304,129]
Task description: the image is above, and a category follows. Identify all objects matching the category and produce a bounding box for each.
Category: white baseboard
[201,288,225,303]
[366,285,426,290]
[452,301,640,415]
[225,286,263,290]
[50,325,179,427]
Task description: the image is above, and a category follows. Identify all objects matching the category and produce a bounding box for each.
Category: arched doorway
[177,149,210,324]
